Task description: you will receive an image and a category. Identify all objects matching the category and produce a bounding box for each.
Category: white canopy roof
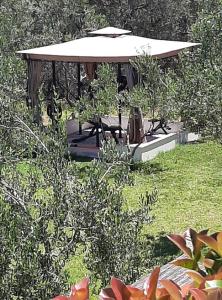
[89,26,131,35]
[18,31,200,63]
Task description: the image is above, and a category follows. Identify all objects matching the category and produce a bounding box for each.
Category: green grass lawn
[124,141,222,235]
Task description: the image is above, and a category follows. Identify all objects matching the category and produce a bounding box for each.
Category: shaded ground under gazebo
[17,26,200,155]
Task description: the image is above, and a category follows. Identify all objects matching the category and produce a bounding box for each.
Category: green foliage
[173,58,222,138]
[191,0,222,62]
[129,56,178,120]
[1,144,80,298]
[0,0,107,54]
[89,0,199,40]
[167,0,222,139]
[82,160,157,286]
[0,92,156,298]
[76,64,118,122]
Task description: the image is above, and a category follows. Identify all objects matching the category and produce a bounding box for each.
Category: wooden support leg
[118,102,122,138]
[96,125,100,148]
[77,62,82,135]
[117,63,122,138]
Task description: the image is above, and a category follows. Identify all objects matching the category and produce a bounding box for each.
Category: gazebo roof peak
[89,26,131,36]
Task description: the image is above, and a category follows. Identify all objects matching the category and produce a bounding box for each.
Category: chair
[72,117,122,147]
[150,118,171,134]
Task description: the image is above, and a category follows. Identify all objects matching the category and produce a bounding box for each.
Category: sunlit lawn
[124,140,222,235]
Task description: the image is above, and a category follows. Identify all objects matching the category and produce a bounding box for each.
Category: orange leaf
[74,278,90,290]
[126,286,146,300]
[70,288,89,300]
[171,258,195,270]
[71,278,89,300]
[167,234,192,258]
[111,277,130,300]
[203,258,215,269]
[204,288,222,300]
[190,228,208,258]
[160,280,182,300]
[216,232,222,256]
[209,272,222,281]
[181,283,193,297]
[155,287,170,300]
[193,272,222,290]
[145,267,160,300]
[186,270,205,286]
[198,235,218,254]
[190,288,207,300]
[99,287,116,300]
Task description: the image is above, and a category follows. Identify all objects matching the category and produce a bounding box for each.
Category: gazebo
[17,26,199,147]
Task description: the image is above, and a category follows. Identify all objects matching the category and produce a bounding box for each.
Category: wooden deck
[66,117,183,158]
[133,254,191,289]
[133,232,193,289]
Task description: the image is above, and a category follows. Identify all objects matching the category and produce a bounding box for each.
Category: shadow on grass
[144,232,180,270]
[72,156,94,163]
[65,152,94,163]
[130,161,168,175]
[187,139,205,145]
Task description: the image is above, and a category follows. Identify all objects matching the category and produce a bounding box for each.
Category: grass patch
[124,141,222,235]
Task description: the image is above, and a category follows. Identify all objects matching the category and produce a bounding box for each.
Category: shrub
[54,228,222,300]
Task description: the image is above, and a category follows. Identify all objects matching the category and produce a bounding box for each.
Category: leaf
[217,232,222,255]
[211,272,222,280]
[155,288,170,300]
[126,286,146,300]
[145,267,160,300]
[186,270,205,286]
[190,228,208,258]
[71,288,89,300]
[99,288,116,300]
[203,258,215,269]
[198,235,219,255]
[167,234,192,258]
[52,296,69,300]
[181,283,193,298]
[205,288,222,300]
[190,288,207,300]
[111,277,130,300]
[70,278,89,300]
[74,278,90,290]
[160,280,182,300]
[199,229,210,236]
[171,258,195,270]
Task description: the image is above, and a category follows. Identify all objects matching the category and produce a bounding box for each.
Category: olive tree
[169,0,222,140]
[0,82,157,299]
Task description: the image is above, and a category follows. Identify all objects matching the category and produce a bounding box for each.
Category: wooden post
[52,61,56,87]
[51,61,56,126]
[77,62,82,135]
[26,59,32,108]
[117,63,122,138]
[96,124,100,148]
